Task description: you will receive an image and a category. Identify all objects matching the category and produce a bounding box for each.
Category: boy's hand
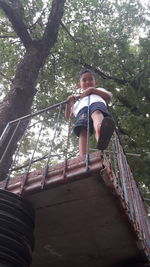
[65,95,75,119]
[80,87,95,98]
[67,95,80,102]
[80,87,112,102]
[67,95,75,102]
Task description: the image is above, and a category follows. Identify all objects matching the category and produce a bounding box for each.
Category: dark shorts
[74,102,110,137]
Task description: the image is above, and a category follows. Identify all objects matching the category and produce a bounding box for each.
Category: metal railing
[0,100,78,189]
[0,100,150,259]
[110,132,150,260]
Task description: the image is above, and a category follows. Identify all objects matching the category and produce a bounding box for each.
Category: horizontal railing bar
[8,100,68,126]
[11,153,63,172]
[0,100,68,149]
[10,151,78,173]
[90,148,141,157]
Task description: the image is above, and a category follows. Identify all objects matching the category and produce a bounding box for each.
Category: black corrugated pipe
[0,189,35,267]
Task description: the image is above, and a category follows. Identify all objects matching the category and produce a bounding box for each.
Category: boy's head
[77,69,97,90]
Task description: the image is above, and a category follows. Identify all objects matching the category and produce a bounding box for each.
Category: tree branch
[80,62,128,85]
[60,24,149,96]
[58,22,131,86]
[116,95,140,113]
[60,21,77,42]
[0,0,32,49]
[0,34,18,38]
[73,61,148,116]
[42,0,66,52]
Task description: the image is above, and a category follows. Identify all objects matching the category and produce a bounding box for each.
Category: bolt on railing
[0,101,149,259]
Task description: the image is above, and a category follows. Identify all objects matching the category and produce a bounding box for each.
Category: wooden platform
[0,152,149,266]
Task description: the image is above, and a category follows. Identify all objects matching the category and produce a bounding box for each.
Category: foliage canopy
[0,0,149,198]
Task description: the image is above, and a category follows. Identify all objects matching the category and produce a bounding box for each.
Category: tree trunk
[0,0,66,180]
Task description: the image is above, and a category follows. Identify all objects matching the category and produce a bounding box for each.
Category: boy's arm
[65,95,75,119]
[80,87,112,102]
[65,95,81,119]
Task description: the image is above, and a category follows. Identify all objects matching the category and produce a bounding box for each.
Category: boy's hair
[77,69,96,82]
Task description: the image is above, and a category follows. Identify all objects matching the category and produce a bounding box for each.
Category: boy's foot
[97,117,115,150]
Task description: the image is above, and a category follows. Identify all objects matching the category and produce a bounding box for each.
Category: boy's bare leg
[79,129,88,157]
[91,110,104,141]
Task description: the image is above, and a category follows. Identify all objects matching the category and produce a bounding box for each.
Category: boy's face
[78,72,96,90]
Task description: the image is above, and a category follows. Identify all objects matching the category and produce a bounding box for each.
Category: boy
[65,69,115,157]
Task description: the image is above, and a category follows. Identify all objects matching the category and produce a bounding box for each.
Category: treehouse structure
[0,101,149,267]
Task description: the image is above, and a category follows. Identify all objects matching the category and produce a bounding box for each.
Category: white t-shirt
[73,87,112,117]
